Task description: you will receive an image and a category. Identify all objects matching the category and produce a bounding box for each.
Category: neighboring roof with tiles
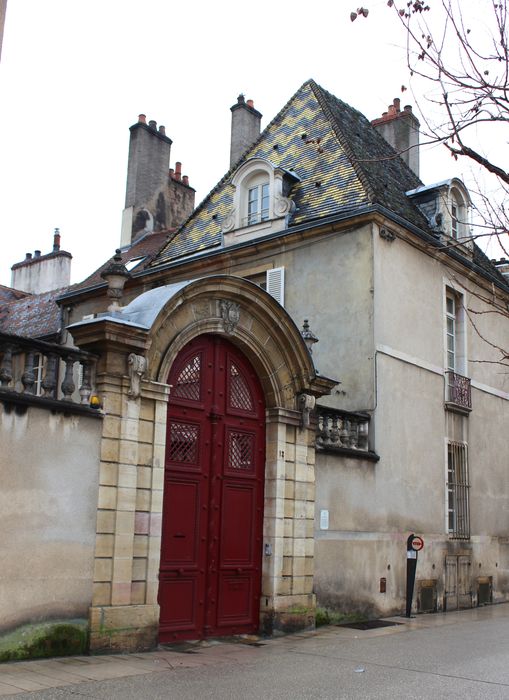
[71,230,172,292]
[152,80,426,267]
[0,287,65,339]
[0,284,29,303]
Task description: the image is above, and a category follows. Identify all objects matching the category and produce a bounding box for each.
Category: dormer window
[247,179,270,225]
[406,178,471,247]
[222,157,299,244]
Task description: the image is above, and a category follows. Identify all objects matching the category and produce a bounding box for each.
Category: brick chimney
[11,229,72,294]
[121,115,195,246]
[371,98,420,177]
[230,94,262,168]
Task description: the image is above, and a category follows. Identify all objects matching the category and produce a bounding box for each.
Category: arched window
[246,172,270,226]
[450,188,466,240]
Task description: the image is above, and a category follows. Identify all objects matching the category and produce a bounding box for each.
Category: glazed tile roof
[153,80,426,266]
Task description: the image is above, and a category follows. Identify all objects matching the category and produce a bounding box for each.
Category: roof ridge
[310,81,376,203]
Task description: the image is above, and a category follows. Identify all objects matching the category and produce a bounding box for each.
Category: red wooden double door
[158,335,266,642]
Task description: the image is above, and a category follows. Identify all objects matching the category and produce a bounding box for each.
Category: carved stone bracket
[274,195,296,218]
[219,300,240,334]
[298,393,316,430]
[128,353,148,399]
[221,209,236,234]
[379,227,396,242]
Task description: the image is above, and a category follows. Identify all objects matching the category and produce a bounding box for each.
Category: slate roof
[0,288,65,339]
[152,80,427,266]
[0,284,29,303]
[71,230,172,292]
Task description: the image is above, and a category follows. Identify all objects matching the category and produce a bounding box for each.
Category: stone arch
[144,275,323,409]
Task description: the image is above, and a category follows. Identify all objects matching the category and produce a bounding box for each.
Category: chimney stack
[371,98,420,177]
[121,115,196,247]
[11,231,72,294]
[230,94,262,168]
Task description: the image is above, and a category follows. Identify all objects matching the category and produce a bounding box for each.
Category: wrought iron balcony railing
[445,371,472,411]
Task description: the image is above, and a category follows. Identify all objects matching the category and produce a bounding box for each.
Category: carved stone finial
[128,353,147,399]
[298,393,316,430]
[219,300,241,334]
[101,249,131,312]
[301,319,319,354]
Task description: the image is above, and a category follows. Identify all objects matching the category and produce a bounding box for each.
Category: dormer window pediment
[222,157,299,244]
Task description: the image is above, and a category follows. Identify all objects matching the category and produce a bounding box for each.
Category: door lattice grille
[169,422,199,464]
[229,432,254,471]
[229,362,254,411]
[173,354,201,401]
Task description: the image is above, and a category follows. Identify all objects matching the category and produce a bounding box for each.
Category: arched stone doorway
[72,275,336,651]
[159,335,265,641]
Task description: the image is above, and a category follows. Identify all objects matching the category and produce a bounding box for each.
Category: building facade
[1,79,509,654]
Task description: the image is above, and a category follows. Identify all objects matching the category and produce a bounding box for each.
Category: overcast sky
[0,0,488,287]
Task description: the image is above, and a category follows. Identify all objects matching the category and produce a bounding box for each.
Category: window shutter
[266,267,285,306]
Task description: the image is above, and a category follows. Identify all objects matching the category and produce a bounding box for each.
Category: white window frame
[443,283,467,378]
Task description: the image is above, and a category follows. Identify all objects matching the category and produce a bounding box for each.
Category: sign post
[405,533,424,617]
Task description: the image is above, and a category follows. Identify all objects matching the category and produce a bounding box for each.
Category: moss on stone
[0,619,88,662]
[315,607,367,627]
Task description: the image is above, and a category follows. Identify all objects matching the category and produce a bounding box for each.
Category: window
[33,353,45,396]
[247,183,269,225]
[450,187,467,240]
[224,157,298,239]
[446,293,457,374]
[447,441,470,539]
[445,288,470,409]
[247,267,285,306]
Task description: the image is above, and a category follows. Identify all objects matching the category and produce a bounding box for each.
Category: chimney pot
[34,250,41,258]
[246,99,254,109]
[237,94,245,104]
[393,97,401,112]
[53,227,61,252]
[404,104,413,113]
[174,162,182,181]
[159,125,166,135]
[182,175,189,186]
[169,168,175,179]
[25,253,32,260]
[148,120,157,130]
[138,114,146,124]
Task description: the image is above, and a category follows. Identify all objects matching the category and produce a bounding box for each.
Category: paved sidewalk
[1,604,509,698]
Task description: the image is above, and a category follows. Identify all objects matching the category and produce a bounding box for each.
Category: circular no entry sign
[411,536,424,552]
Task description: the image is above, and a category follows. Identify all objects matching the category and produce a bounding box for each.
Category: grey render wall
[313,224,509,617]
[0,404,101,632]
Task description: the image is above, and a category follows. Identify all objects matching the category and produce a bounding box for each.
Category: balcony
[445,371,472,413]
[0,332,100,416]
[315,407,379,462]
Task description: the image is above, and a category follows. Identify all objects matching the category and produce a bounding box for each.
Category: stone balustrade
[0,331,98,406]
[315,407,371,454]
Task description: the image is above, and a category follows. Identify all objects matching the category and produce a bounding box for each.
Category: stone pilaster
[261,408,317,634]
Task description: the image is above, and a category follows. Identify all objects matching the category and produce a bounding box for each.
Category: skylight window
[124,256,146,272]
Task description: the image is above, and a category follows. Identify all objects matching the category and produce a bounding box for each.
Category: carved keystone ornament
[219,300,241,334]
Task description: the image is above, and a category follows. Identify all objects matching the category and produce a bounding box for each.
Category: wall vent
[477,577,492,606]
[418,579,437,613]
